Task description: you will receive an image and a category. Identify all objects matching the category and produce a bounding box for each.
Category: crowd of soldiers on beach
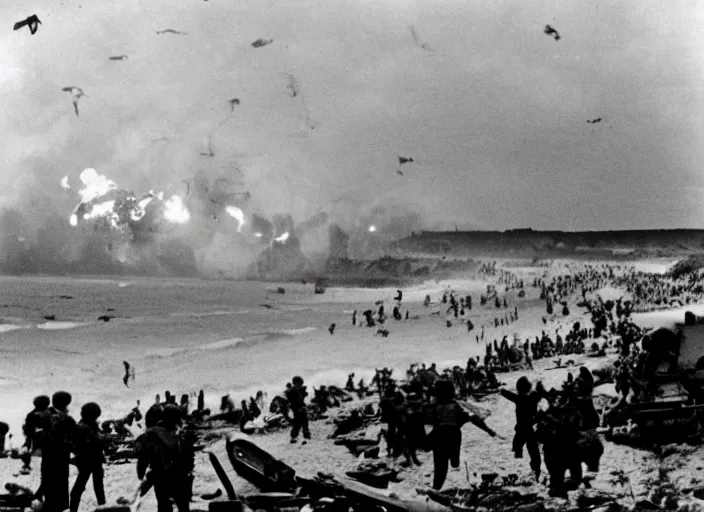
[13,259,704,512]
[20,390,200,512]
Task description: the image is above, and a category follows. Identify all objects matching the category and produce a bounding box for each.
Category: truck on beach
[603,311,704,448]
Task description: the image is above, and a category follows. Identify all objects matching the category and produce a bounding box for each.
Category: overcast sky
[1,0,702,232]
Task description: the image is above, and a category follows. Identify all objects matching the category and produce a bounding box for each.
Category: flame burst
[78,168,117,203]
[224,205,245,232]
[67,167,190,229]
[274,231,289,243]
[163,195,190,224]
[368,225,377,233]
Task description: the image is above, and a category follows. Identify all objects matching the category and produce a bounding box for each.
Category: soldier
[21,395,51,474]
[500,377,544,479]
[44,391,76,512]
[286,376,310,443]
[136,404,193,512]
[426,379,470,490]
[70,402,106,512]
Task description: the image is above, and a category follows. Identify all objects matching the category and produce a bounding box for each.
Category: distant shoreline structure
[391,227,704,259]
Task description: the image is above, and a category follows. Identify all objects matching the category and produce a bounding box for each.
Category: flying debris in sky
[156,29,187,35]
[408,25,433,52]
[544,24,560,41]
[251,38,273,48]
[150,134,169,144]
[229,98,240,112]
[123,361,135,388]
[397,155,414,175]
[586,118,602,124]
[13,15,41,35]
[284,73,299,98]
[61,87,87,117]
[109,55,128,60]
[200,134,214,157]
[283,72,316,131]
[60,176,70,190]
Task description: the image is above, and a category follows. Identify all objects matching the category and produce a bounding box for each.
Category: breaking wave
[0,324,29,334]
[37,321,92,330]
[197,338,244,351]
[169,310,237,318]
[265,326,318,336]
[145,326,318,359]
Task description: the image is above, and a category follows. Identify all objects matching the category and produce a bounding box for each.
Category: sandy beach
[0,258,703,512]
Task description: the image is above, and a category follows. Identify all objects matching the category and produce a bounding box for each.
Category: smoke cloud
[0,0,700,276]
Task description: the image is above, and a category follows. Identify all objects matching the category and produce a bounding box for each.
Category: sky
[0,0,703,244]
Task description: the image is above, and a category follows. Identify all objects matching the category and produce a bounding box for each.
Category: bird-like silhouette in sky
[251,38,273,48]
[397,156,414,176]
[408,25,433,52]
[586,118,602,124]
[61,87,87,116]
[544,25,560,41]
[156,29,187,35]
[13,15,41,35]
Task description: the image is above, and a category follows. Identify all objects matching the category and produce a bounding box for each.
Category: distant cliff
[389,228,704,259]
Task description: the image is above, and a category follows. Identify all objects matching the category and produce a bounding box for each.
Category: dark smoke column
[328,224,349,260]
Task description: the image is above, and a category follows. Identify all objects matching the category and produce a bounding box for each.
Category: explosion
[368,225,377,232]
[224,205,245,232]
[77,168,117,204]
[163,195,190,224]
[274,231,289,243]
[66,168,190,230]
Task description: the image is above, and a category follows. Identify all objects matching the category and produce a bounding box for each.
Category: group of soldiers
[22,392,196,512]
[501,368,603,498]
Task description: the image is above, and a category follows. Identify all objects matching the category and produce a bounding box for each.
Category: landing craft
[602,310,704,448]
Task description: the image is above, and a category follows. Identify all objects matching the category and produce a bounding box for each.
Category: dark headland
[255,228,704,286]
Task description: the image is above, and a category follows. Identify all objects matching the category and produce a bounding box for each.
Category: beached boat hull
[225,434,297,492]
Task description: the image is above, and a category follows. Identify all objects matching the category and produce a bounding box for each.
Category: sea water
[0,274,498,438]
